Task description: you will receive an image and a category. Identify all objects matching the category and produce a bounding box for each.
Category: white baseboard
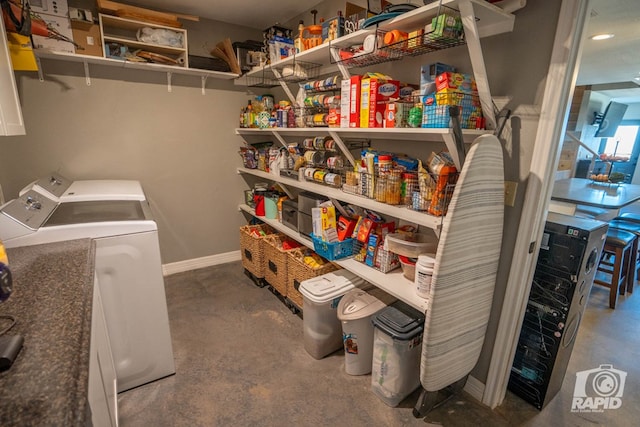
[464,375,486,402]
[162,250,241,276]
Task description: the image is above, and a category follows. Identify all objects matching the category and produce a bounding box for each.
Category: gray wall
[0,17,263,264]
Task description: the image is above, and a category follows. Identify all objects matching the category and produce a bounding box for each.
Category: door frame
[482,0,592,409]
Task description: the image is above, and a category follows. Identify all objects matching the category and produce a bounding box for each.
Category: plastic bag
[136,27,183,48]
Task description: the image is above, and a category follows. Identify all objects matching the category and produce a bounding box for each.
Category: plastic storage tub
[299,269,367,359]
[337,288,396,375]
[385,232,438,258]
[371,301,425,407]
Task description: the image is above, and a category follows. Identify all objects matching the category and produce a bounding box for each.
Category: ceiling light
[590,33,615,40]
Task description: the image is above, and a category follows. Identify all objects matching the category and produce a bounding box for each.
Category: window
[602,125,640,158]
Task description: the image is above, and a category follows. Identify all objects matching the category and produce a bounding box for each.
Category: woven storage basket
[286,248,339,310]
[263,234,299,296]
[239,224,274,278]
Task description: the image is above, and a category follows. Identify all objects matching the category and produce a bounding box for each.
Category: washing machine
[0,190,175,392]
[19,172,147,202]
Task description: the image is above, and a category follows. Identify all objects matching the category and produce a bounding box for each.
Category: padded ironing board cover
[420,134,504,392]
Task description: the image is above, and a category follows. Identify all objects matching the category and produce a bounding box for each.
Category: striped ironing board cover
[420,134,505,392]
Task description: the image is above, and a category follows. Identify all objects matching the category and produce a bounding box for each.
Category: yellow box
[6,33,38,71]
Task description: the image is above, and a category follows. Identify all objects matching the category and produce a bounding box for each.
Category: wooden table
[550,178,640,218]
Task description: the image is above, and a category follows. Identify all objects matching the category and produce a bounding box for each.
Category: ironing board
[415,134,505,415]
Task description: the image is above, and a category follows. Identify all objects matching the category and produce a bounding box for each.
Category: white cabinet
[0,18,26,136]
[88,274,118,427]
[99,13,188,67]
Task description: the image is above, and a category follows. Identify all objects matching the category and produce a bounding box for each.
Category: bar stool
[594,228,636,309]
[608,219,640,293]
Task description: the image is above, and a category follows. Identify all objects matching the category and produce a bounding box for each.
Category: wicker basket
[239,224,274,278]
[263,234,300,296]
[286,248,339,310]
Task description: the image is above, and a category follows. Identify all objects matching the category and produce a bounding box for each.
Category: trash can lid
[299,269,366,304]
[371,301,425,340]
[337,288,396,320]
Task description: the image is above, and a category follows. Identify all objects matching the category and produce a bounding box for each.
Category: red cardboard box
[364,77,400,128]
[435,72,477,93]
[349,75,362,128]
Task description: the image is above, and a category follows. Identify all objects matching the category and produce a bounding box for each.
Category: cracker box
[349,75,362,128]
[361,75,400,128]
[435,72,477,93]
[340,79,351,128]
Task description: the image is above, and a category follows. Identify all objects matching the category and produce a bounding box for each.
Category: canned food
[304,168,317,180]
[304,150,317,162]
[326,156,343,169]
[313,169,327,183]
[324,173,341,187]
[324,138,336,151]
[313,136,325,150]
[303,138,315,149]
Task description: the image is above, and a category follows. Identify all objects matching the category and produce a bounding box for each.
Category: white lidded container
[371,301,425,407]
[300,269,367,359]
[415,254,436,298]
[337,288,396,375]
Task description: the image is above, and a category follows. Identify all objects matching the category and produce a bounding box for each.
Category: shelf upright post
[36,57,44,82]
[458,0,496,130]
[83,61,91,86]
[201,75,208,95]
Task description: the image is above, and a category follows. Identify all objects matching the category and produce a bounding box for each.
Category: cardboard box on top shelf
[71,21,103,57]
[32,13,75,54]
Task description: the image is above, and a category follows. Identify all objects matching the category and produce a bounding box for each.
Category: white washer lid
[62,180,146,201]
[337,288,396,320]
[299,269,365,304]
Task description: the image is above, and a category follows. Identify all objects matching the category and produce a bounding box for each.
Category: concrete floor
[118,261,640,426]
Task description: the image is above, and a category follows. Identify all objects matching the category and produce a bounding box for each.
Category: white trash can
[337,288,396,375]
[299,269,366,359]
[371,301,425,407]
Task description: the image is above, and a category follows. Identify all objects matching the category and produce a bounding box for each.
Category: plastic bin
[371,301,425,407]
[299,269,367,359]
[385,232,438,258]
[337,288,396,375]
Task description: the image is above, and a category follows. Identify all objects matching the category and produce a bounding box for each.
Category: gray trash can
[299,270,366,359]
[337,288,395,375]
[371,301,425,407]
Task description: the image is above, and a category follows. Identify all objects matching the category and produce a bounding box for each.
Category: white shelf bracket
[271,68,297,105]
[272,130,288,148]
[277,182,294,199]
[442,131,463,171]
[328,130,356,166]
[459,0,496,130]
[166,72,173,93]
[36,57,44,82]
[330,47,351,81]
[201,75,208,95]
[83,61,91,86]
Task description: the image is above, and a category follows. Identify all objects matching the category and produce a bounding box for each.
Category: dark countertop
[0,239,95,427]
